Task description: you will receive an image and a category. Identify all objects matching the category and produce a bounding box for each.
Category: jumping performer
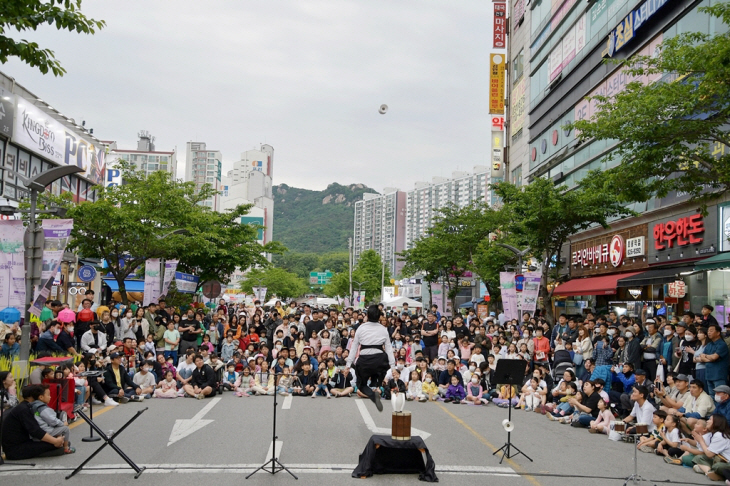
[346,304,395,412]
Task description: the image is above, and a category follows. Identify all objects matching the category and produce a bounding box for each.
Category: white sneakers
[104,397,118,407]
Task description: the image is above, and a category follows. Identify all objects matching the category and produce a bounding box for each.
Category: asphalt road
[0,393,710,486]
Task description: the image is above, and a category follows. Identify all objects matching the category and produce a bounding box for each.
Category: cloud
[2,0,492,191]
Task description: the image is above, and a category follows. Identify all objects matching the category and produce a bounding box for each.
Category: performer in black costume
[346,305,395,412]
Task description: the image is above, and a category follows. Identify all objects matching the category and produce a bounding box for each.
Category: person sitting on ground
[589,397,614,434]
[492,383,519,408]
[276,366,294,396]
[154,370,178,398]
[313,368,332,398]
[221,363,239,392]
[657,373,691,416]
[677,380,716,435]
[665,419,710,466]
[294,362,316,396]
[383,369,406,400]
[406,369,423,401]
[235,367,255,397]
[688,414,730,481]
[1,385,66,459]
[252,360,275,396]
[465,371,486,405]
[656,414,682,458]
[636,410,667,453]
[183,354,217,399]
[30,384,74,454]
[132,360,156,399]
[444,374,466,404]
[330,365,355,397]
[567,380,603,427]
[421,371,439,401]
[624,385,657,434]
[548,382,579,419]
[519,376,544,411]
[102,352,139,403]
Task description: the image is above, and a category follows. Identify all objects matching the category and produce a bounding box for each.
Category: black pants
[4,439,58,460]
[355,353,389,399]
[642,359,657,382]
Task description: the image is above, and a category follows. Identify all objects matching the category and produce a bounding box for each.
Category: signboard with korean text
[489,54,506,114]
[513,0,526,27]
[570,224,649,277]
[648,206,718,263]
[493,2,507,49]
[605,0,670,58]
[626,236,645,258]
[510,78,527,137]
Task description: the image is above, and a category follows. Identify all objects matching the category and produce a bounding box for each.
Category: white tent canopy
[264,298,280,307]
[383,296,424,308]
[316,297,339,306]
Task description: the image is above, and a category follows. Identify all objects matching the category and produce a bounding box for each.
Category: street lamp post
[0,165,85,362]
[496,243,531,322]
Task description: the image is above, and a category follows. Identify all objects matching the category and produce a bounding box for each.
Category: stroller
[551,349,574,382]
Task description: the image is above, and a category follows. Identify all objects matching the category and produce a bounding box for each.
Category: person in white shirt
[690,414,730,480]
[132,360,156,398]
[625,384,657,433]
[80,321,107,354]
[345,305,395,412]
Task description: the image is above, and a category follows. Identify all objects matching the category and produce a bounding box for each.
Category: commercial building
[506,0,729,321]
[103,131,177,186]
[220,145,275,288]
[353,189,407,278]
[185,141,222,210]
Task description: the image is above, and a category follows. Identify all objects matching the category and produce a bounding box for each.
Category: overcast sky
[3,1,492,193]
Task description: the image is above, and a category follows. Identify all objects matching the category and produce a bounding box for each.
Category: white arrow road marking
[167,397,221,446]
[265,440,283,461]
[282,394,293,410]
[355,399,431,439]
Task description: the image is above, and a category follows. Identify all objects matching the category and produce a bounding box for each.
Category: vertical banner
[143,258,161,306]
[493,2,507,48]
[29,219,74,316]
[353,291,366,310]
[520,271,543,315]
[253,286,267,302]
[499,272,518,321]
[160,259,178,301]
[489,54,506,114]
[0,220,26,314]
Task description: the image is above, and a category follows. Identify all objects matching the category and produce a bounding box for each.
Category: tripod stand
[491,359,533,464]
[0,379,36,467]
[79,371,101,443]
[623,433,644,485]
[246,371,297,480]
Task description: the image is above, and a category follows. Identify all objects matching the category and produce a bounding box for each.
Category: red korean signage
[652,213,704,250]
[667,280,686,298]
[493,3,507,49]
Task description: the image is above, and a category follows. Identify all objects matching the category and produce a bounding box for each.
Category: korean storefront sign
[570,224,649,277]
[648,206,718,261]
[493,3,507,49]
[489,54,506,114]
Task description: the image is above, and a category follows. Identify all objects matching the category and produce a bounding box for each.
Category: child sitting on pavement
[444,374,466,404]
[30,385,74,454]
[589,396,614,434]
[637,410,667,453]
[154,370,178,398]
[421,372,439,401]
[656,414,682,458]
[221,363,238,392]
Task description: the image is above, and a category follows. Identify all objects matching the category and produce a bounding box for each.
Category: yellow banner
[489,54,506,114]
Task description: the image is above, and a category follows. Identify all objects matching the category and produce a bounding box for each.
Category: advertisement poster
[477,304,490,320]
[161,260,178,301]
[174,272,199,294]
[353,291,366,310]
[0,220,26,314]
[489,54,506,114]
[520,271,543,314]
[499,272,518,321]
[493,2,507,48]
[253,286,268,302]
[143,258,161,306]
[29,219,74,316]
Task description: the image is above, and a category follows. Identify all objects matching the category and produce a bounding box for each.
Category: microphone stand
[0,382,36,467]
[246,371,297,480]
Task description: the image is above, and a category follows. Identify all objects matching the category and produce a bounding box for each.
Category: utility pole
[381,258,385,303]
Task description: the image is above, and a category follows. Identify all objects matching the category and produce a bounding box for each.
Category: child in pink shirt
[589,397,614,434]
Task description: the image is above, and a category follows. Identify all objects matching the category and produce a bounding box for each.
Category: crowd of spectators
[2,291,730,480]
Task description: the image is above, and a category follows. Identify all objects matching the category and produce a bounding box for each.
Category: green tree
[0,0,105,76]
[67,162,275,304]
[571,3,730,208]
[239,267,309,300]
[324,249,390,304]
[493,178,633,323]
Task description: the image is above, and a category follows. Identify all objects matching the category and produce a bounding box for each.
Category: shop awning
[101,279,145,292]
[694,253,730,271]
[553,271,644,297]
[616,265,696,287]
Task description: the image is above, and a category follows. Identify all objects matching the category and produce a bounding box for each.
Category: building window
[512,166,523,187]
[513,48,524,83]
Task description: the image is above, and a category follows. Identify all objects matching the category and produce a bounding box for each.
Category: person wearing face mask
[659,324,680,380]
[624,327,642,373]
[80,320,107,354]
[36,321,65,353]
[56,320,78,356]
[132,360,156,399]
[120,309,137,340]
[676,325,698,378]
[532,327,550,367]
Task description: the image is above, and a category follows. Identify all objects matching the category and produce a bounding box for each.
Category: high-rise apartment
[353,189,407,277]
[185,141,222,210]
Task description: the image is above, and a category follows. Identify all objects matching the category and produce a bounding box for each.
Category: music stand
[491,359,532,464]
[78,371,102,443]
[66,407,148,479]
[246,371,297,480]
